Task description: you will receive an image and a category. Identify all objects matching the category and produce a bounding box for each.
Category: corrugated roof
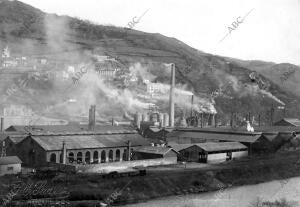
[168,130,262,143]
[194,142,247,152]
[170,142,247,152]
[134,146,174,155]
[31,133,149,151]
[6,125,137,134]
[0,156,22,165]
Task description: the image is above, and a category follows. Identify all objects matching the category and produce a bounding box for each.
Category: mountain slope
[0,0,300,125]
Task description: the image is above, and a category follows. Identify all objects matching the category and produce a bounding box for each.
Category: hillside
[227,58,300,98]
[0,0,300,125]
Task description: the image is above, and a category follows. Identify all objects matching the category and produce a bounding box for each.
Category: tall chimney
[169,63,175,127]
[190,95,194,118]
[62,141,66,164]
[88,105,96,130]
[0,117,4,132]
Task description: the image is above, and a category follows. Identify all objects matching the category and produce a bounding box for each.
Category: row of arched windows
[50,149,131,164]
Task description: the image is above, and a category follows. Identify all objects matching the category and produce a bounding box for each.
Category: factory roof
[170,142,247,153]
[169,144,194,152]
[134,146,177,155]
[175,126,300,133]
[5,125,137,135]
[261,133,278,142]
[0,156,22,165]
[194,142,247,152]
[274,118,300,127]
[7,135,28,144]
[29,133,149,151]
[168,129,262,143]
[0,132,28,144]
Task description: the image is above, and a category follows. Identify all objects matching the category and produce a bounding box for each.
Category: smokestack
[200,113,203,128]
[214,114,217,128]
[190,95,194,118]
[62,141,66,164]
[0,117,3,132]
[163,113,169,127]
[169,63,175,127]
[134,113,142,129]
[88,105,96,130]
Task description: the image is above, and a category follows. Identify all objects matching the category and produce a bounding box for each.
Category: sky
[21,0,300,65]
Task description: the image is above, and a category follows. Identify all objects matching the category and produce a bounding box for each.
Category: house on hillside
[274,118,300,127]
[0,156,22,176]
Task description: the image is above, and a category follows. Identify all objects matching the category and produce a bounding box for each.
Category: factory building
[132,146,178,163]
[14,131,149,167]
[170,142,248,163]
[1,132,28,157]
[167,128,296,154]
[142,126,173,143]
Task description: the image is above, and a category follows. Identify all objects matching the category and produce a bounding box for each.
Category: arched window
[85,151,91,164]
[50,153,56,163]
[109,150,114,162]
[123,149,128,161]
[93,151,99,163]
[68,152,74,163]
[116,149,121,161]
[77,152,82,163]
[101,151,106,163]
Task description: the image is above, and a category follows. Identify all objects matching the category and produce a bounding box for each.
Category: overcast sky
[21,0,300,65]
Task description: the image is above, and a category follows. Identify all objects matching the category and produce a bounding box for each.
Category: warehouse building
[170,142,248,163]
[167,128,296,154]
[0,156,22,176]
[132,146,178,161]
[1,132,28,157]
[15,131,149,167]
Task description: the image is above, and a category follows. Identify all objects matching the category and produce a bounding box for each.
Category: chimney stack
[0,117,4,132]
[88,105,96,130]
[190,95,194,118]
[169,63,175,127]
[62,141,66,164]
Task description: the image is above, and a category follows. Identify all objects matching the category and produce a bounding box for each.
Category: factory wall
[232,151,248,159]
[206,153,227,163]
[76,157,177,173]
[178,146,248,163]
